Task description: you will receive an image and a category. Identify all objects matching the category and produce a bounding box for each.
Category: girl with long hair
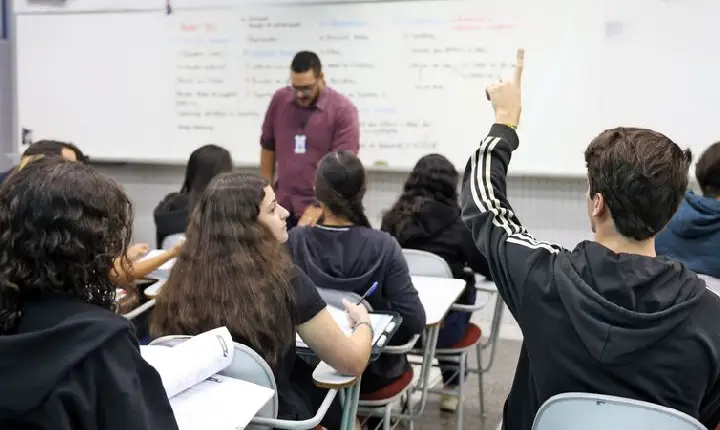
[287,150,426,399]
[153,144,233,248]
[151,172,372,427]
[381,153,491,411]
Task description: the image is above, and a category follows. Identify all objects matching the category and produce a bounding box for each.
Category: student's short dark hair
[695,141,720,197]
[291,51,322,76]
[585,127,692,241]
[22,140,88,164]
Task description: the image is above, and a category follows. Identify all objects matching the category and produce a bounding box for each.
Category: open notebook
[141,327,274,430]
[295,305,395,349]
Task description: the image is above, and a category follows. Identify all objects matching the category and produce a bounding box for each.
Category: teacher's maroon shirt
[260,86,359,217]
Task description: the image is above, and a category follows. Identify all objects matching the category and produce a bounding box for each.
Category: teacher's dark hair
[291,51,322,76]
[381,153,459,244]
[180,144,233,209]
[315,150,372,228]
[0,158,134,334]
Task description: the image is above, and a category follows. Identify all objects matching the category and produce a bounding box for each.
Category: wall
[0,0,13,170]
[95,163,593,340]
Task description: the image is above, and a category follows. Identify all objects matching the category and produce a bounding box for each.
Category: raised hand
[486,48,524,128]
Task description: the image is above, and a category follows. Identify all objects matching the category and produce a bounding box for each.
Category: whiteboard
[15,0,720,174]
[14,0,166,13]
[15,12,172,160]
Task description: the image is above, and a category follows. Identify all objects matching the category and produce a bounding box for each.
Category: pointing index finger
[514,48,525,85]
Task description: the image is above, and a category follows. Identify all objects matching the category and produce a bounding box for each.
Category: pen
[356,282,378,305]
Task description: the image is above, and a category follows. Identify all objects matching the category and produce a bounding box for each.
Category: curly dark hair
[151,173,296,368]
[315,150,372,227]
[0,157,134,334]
[585,127,692,240]
[381,153,459,243]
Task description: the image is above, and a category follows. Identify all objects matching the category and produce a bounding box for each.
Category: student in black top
[0,140,87,183]
[150,172,372,429]
[154,144,232,248]
[381,153,491,411]
[287,150,426,397]
[0,157,178,430]
[463,49,720,430]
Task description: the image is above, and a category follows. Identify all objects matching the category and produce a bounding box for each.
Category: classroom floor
[412,339,521,430]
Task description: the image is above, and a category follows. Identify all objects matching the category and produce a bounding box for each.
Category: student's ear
[591,193,606,218]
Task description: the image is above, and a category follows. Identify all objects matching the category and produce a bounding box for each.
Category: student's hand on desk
[342,298,370,328]
[298,205,323,227]
[486,48,524,128]
[126,243,149,261]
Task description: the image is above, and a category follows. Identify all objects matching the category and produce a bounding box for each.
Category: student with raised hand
[287,151,426,397]
[0,158,178,430]
[656,141,720,278]
[154,144,232,248]
[462,49,720,430]
[150,172,372,428]
[381,153,491,411]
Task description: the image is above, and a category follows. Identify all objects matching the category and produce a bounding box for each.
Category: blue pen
[356,282,378,305]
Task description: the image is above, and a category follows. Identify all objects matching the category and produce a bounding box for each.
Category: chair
[161,233,186,250]
[151,336,337,430]
[123,299,155,321]
[532,393,706,430]
[402,249,501,429]
[698,274,720,295]
[315,288,420,430]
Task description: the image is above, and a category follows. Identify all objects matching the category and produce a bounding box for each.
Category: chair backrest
[317,287,373,311]
[150,335,278,426]
[161,233,186,250]
[402,249,453,278]
[698,274,720,295]
[532,393,706,430]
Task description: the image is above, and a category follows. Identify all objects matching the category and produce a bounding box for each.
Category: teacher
[259,50,360,229]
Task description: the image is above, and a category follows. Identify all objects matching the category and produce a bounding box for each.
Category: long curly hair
[315,150,372,227]
[151,173,296,368]
[381,153,460,243]
[0,157,134,334]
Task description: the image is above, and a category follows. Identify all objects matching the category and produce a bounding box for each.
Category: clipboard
[296,309,403,362]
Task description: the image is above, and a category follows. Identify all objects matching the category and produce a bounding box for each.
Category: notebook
[295,305,395,349]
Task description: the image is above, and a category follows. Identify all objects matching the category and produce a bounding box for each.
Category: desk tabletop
[312,361,358,389]
[144,279,166,298]
[411,275,466,326]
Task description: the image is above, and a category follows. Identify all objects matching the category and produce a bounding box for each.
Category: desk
[411,275,465,326]
[313,361,361,430]
[144,279,166,298]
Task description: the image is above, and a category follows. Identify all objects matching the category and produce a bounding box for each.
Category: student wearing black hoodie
[287,150,426,398]
[154,144,232,248]
[381,153,491,411]
[0,158,177,429]
[464,49,720,430]
[656,141,720,278]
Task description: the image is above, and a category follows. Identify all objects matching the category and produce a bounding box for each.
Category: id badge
[294,134,307,154]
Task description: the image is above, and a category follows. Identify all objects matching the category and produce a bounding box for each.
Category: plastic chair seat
[359,369,414,401]
[445,323,482,349]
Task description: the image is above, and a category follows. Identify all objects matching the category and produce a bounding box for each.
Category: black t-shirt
[274,266,326,421]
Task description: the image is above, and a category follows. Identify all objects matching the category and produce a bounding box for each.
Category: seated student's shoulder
[290,265,327,324]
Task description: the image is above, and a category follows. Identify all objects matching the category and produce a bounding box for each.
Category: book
[295,305,395,350]
[141,327,275,430]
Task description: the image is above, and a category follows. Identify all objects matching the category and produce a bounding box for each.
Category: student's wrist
[353,320,374,337]
[494,111,520,128]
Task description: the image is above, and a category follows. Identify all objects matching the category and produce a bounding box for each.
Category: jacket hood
[288,226,392,293]
[0,299,128,418]
[401,200,460,242]
[555,241,705,364]
[666,191,720,238]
